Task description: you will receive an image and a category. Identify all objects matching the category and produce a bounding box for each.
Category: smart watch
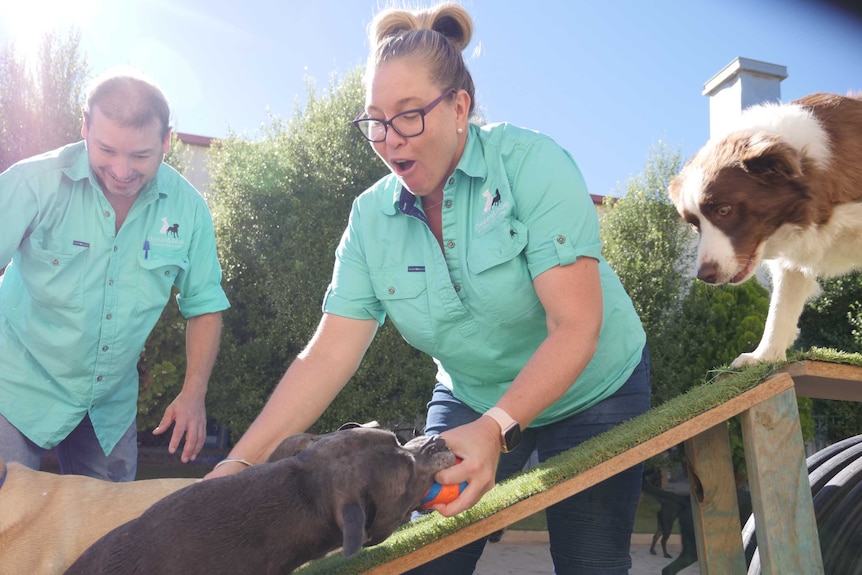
[484,407,522,453]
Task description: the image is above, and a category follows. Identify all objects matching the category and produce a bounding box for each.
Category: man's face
[82,107,170,199]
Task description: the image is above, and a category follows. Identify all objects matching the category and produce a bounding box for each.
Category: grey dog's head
[268,427,455,557]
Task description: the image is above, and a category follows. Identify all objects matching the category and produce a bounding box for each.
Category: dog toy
[421,458,465,508]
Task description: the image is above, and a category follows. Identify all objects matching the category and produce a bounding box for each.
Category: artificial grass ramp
[296,348,862,574]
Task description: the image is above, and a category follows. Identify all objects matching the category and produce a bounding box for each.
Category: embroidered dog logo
[482,189,502,212]
[166,223,179,238]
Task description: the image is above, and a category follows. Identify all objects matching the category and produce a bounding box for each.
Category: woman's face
[364,58,468,197]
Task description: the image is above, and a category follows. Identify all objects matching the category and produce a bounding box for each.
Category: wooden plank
[684,422,748,574]
[740,381,824,575]
[362,372,796,574]
[786,360,862,402]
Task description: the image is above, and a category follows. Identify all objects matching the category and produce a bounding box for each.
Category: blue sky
[2,0,861,197]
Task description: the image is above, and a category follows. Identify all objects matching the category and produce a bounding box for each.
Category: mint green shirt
[323,123,645,426]
[0,141,230,454]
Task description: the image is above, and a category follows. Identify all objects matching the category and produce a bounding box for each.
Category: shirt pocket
[16,239,89,310]
[136,249,189,315]
[369,268,433,350]
[467,218,541,324]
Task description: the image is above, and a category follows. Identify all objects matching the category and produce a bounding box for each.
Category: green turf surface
[295,348,862,574]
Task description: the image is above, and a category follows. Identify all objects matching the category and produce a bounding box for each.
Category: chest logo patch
[482,188,502,213]
[160,216,180,238]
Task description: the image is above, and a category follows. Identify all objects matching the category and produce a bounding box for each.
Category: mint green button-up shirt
[324,123,645,426]
[0,141,230,454]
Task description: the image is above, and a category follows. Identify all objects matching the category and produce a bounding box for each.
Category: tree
[797,272,862,443]
[600,144,777,477]
[207,69,434,437]
[0,30,88,172]
[600,142,695,404]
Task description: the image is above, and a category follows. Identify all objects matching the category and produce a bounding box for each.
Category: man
[0,70,230,481]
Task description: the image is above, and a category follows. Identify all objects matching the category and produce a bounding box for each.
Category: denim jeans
[0,412,138,482]
[407,346,651,575]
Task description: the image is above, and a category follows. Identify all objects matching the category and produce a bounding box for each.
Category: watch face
[503,424,522,452]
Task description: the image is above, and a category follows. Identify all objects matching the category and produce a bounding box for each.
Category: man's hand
[153,391,207,463]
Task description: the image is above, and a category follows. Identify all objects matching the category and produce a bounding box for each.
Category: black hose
[744,433,862,574]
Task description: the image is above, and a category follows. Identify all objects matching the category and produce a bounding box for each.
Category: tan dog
[0,458,195,575]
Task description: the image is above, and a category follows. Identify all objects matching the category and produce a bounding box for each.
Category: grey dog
[64,427,455,575]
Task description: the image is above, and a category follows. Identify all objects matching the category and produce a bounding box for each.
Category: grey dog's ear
[340,501,368,557]
[265,433,317,462]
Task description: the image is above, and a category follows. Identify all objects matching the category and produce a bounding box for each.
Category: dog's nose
[697,262,719,284]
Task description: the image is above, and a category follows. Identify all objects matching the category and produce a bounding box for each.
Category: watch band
[484,406,521,452]
[484,407,517,432]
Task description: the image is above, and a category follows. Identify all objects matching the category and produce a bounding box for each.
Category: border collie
[668,93,862,367]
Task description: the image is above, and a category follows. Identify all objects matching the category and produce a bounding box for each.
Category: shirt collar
[385,124,487,214]
[61,141,165,200]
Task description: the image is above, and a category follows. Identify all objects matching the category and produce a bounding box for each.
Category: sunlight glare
[0,0,100,64]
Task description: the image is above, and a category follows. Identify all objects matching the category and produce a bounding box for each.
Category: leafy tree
[797,272,862,443]
[600,142,694,404]
[207,69,433,437]
[0,30,87,172]
[600,144,777,478]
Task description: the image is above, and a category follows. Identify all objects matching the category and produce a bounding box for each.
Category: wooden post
[740,378,823,574]
[684,422,748,574]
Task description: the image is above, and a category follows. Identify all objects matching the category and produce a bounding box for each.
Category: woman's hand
[426,416,502,517]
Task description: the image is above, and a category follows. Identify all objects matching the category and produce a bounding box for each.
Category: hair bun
[370,3,473,52]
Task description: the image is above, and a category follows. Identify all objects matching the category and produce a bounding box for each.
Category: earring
[457,127,464,134]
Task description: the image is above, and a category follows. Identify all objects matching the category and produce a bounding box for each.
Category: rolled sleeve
[175,198,230,318]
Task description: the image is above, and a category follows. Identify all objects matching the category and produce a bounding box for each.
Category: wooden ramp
[297,358,862,575]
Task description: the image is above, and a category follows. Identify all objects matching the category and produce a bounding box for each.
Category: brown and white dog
[65,427,455,575]
[669,93,862,367]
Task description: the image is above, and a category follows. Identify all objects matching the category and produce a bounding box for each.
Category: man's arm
[153,311,222,462]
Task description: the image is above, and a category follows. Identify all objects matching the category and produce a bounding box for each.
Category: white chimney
[702,57,788,138]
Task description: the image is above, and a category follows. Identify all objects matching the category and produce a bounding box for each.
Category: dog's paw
[730,348,786,368]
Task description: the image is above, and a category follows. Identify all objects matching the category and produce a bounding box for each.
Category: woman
[210,3,649,573]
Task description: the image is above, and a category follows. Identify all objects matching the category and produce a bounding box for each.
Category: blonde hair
[366,2,476,116]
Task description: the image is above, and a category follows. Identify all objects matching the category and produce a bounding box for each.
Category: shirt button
[556,235,566,244]
[102,345,109,352]
[454,284,461,292]
[51,259,59,265]
[448,177,455,185]
[104,211,110,218]
[388,287,395,295]
[106,314,112,320]
[164,270,171,276]
[444,200,453,208]
[108,279,114,286]
[113,246,118,252]
[447,240,455,249]
[96,376,103,382]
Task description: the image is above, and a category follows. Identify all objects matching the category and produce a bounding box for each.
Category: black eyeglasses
[352,89,457,142]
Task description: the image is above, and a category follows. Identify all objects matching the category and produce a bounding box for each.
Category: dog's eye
[717,205,732,217]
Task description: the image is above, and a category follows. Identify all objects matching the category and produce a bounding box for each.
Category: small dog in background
[642,475,753,575]
[669,93,862,367]
[66,427,456,575]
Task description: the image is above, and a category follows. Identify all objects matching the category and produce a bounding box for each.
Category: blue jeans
[0,412,138,482]
[408,346,651,575]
